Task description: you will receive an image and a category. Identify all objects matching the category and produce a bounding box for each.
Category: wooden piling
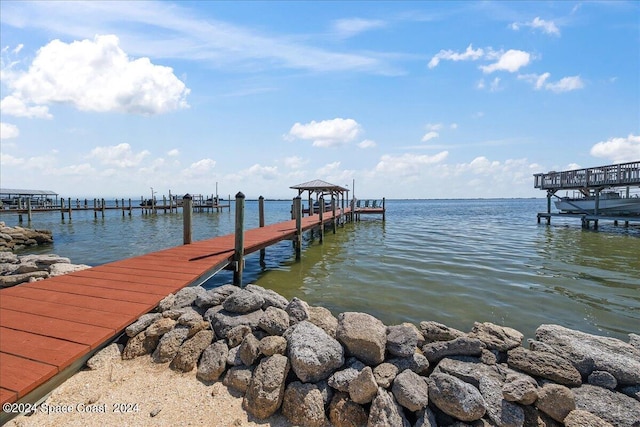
[318,196,324,243]
[68,197,72,221]
[60,198,65,221]
[259,196,266,264]
[233,192,245,287]
[183,194,193,244]
[332,197,337,234]
[27,199,32,222]
[293,196,302,260]
[101,198,105,218]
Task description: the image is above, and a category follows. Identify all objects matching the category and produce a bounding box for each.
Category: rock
[172,287,204,309]
[239,333,261,366]
[48,263,91,276]
[19,254,68,266]
[415,408,438,427]
[336,312,387,366]
[479,376,525,427]
[392,369,430,412]
[387,353,430,375]
[245,284,289,309]
[422,336,485,363]
[0,251,18,263]
[564,410,613,427]
[145,317,176,337]
[419,321,466,342]
[126,313,163,337]
[122,331,160,360]
[629,333,640,350]
[158,294,176,312]
[535,383,575,423]
[470,322,524,352]
[328,359,366,392]
[502,372,538,405]
[308,305,338,337]
[282,381,329,427]
[387,324,419,357]
[170,330,214,372]
[153,325,190,363]
[367,387,410,427]
[0,271,49,287]
[329,392,368,427]
[507,347,582,387]
[197,341,229,382]
[428,372,486,422]
[587,370,617,389]
[176,308,204,327]
[259,335,287,356]
[535,324,640,385]
[258,306,290,336]
[227,346,243,366]
[285,320,344,383]
[243,354,290,419]
[86,343,121,370]
[434,357,500,388]
[285,297,310,324]
[349,366,378,404]
[223,289,265,313]
[194,289,225,309]
[207,308,264,339]
[621,384,640,402]
[573,384,640,427]
[227,324,252,347]
[373,362,399,388]
[223,366,254,393]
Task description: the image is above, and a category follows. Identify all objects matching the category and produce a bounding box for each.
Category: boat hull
[555,197,640,215]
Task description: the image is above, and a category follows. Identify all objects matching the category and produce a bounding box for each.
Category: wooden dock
[0,206,352,422]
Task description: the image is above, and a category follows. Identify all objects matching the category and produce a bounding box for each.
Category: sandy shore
[5,353,292,427]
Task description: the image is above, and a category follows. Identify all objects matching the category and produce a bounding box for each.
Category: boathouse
[0,189,58,209]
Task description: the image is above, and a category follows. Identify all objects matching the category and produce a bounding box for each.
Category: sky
[1,1,639,200]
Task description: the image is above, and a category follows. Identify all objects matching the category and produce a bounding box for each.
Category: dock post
[60,198,65,221]
[382,197,386,222]
[93,199,97,219]
[101,198,106,218]
[308,194,314,217]
[183,194,193,244]
[128,198,132,216]
[27,198,32,222]
[259,196,266,265]
[163,195,167,214]
[332,197,336,234]
[233,192,245,287]
[68,197,72,221]
[546,191,552,224]
[122,198,125,217]
[318,196,324,244]
[293,196,302,260]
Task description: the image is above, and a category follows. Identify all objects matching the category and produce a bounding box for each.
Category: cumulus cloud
[0,122,20,139]
[287,118,362,147]
[183,158,217,177]
[167,149,180,157]
[88,143,150,167]
[518,73,584,92]
[5,35,190,116]
[421,131,439,142]
[480,50,531,73]
[0,152,24,166]
[510,17,560,36]
[48,163,95,176]
[590,134,640,163]
[358,139,376,148]
[332,18,386,38]
[1,95,52,118]
[284,156,308,169]
[428,44,484,69]
[375,151,449,175]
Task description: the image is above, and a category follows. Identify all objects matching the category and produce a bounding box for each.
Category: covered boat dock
[0,189,59,210]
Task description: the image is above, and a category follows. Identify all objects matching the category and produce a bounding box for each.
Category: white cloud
[518,73,584,92]
[590,134,640,163]
[0,152,24,166]
[183,158,217,178]
[375,151,449,175]
[358,139,376,148]
[47,163,95,176]
[1,95,52,118]
[6,35,190,115]
[480,50,531,73]
[287,118,362,148]
[421,131,439,142]
[88,143,150,167]
[510,17,560,36]
[428,44,484,69]
[12,44,24,54]
[167,149,180,157]
[332,18,386,38]
[0,122,20,139]
[284,156,308,169]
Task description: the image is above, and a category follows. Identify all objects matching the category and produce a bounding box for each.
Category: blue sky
[1,1,638,199]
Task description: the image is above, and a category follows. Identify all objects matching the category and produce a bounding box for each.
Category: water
[3,199,638,341]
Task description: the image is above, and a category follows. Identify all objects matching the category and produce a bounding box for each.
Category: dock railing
[534,161,640,190]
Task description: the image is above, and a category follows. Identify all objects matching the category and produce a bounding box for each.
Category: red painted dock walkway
[0,209,349,416]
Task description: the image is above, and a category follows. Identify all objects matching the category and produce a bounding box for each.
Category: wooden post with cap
[293,196,302,260]
[233,192,245,287]
[183,194,193,244]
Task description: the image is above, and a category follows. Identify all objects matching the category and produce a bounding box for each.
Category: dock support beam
[233,192,245,287]
[318,196,324,243]
[259,196,266,265]
[293,196,302,260]
[183,194,192,244]
[332,197,337,234]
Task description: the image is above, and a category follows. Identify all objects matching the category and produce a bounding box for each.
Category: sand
[5,353,292,427]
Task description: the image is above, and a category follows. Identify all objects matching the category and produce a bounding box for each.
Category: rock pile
[0,222,53,251]
[0,252,91,288]
[118,284,640,427]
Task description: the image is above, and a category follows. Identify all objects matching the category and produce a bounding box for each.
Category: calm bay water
[3,199,639,341]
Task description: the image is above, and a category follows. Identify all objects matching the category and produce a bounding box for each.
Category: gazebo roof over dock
[0,188,58,197]
[290,179,348,199]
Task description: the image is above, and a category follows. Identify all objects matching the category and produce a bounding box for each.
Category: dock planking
[0,207,350,417]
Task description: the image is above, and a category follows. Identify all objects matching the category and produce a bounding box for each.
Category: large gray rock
[122,331,159,360]
[197,341,229,382]
[243,354,290,419]
[336,312,387,366]
[286,321,344,383]
[259,335,287,356]
[308,305,338,337]
[245,284,289,310]
[428,372,486,422]
[373,363,399,388]
[170,330,214,372]
[226,324,252,347]
[391,369,430,412]
[422,336,485,363]
[0,270,49,286]
[285,297,310,324]
[535,324,640,385]
[386,324,419,357]
[419,321,465,342]
[48,262,91,276]
[434,357,500,388]
[507,347,582,386]
[194,289,225,308]
[470,322,524,352]
[588,370,617,389]
[367,388,410,427]
[387,353,430,375]
[479,376,525,427]
[239,333,261,366]
[207,308,264,338]
[223,288,265,313]
[282,381,329,427]
[564,409,613,427]
[328,358,366,392]
[172,286,205,309]
[573,384,640,427]
[223,365,254,393]
[153,325,190,363]
[19,253,69,266]
[125,312,163,337]
[535,383,575,423]
[258,306,290,336]
[348,366,378,404]
[502,372,538,405]
[329,392,368,427]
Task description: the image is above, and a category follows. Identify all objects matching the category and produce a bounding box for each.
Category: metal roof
[0,188,59,196]
[290,179,348,192]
